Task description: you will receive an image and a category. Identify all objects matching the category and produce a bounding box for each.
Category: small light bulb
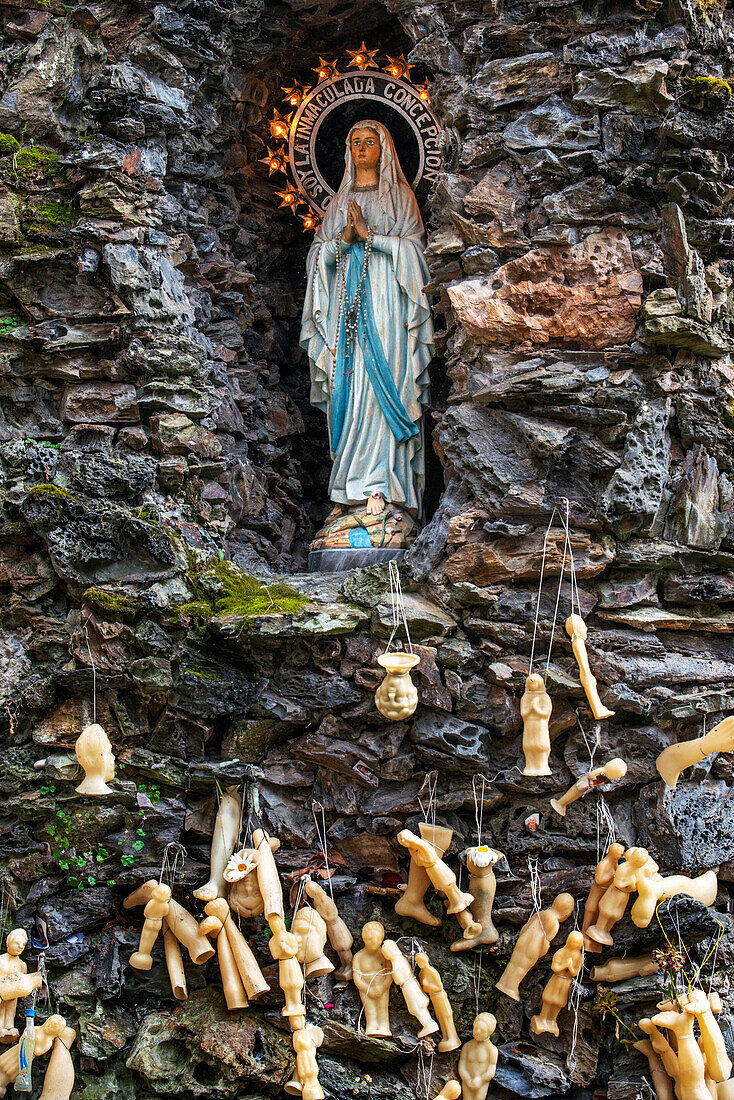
[355,55,363,64]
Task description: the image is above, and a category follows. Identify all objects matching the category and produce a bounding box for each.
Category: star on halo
[384,54,413,82]
[268,109,292,141]
[282,82,311,108]
[313,57,340,82]
[259,146,287,175]
[275,182,303,215]
[345,43,379,71]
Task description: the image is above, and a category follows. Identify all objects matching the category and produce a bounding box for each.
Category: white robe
[300,125,434,515]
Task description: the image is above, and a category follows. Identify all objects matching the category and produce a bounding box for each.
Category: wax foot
[193,882,218,902]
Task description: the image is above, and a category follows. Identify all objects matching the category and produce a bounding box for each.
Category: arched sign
[288,72,441,215]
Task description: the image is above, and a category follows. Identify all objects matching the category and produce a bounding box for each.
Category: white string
[417,773,438,828]
[311,802,333,900]
[577,713,601,773]
[417,1046,435,1100]
[595,798,616,864]
[83,617,97,725]
[472,945,484,1016]
[567,956,584,1076]
[527,856,542,922]
[386,560,413,654]
[356,965,393,1034]
[545,526,569,673]
[558,498,582,620]
[529,509,558,675]
[160,842,186,886]
[473,775,488,846]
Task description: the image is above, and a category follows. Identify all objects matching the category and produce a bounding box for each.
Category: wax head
[709,991,723,1012]
[626,848,649,869]
[607,842,625,861]
[566,614,587,639]
[350,126,381,172]
[414,951,429,968]
[44,1015,67,1038]
[639,1018,653,1035]
[362,922,385,951]
[6,929,27,956]
[473,1012,496,1041]
[525,673,546,693]
[443,1083,461,1100]
[380,939,400,962]
[604,759,627,781]
[567,930,585,951]
[552,893,574,920]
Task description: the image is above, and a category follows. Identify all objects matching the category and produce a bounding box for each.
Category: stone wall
[0,0,734,1097]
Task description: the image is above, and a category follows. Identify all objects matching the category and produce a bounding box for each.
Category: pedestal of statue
[308,499,417,572]
[308,547,406,572]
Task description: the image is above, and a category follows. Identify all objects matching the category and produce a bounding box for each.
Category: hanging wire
[566,956,584,1077]
[473,774,488,847]
[529,508,559,675]
[527,856,542,923]
[545,524,569,673]
[159,842,187,886]
[595,798,617,865]
[311,801,333,899]
[417,772,438,828]
[417,1044,435,1100]
[82,616,97,725]
[472,945,484,1017]
[558,498,582,621]
[576,708,601,775]
[386,559,413,654]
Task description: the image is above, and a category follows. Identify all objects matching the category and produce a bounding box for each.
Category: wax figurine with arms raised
[301,120,433,552]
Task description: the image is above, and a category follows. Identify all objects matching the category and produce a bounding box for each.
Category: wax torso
[353,937,392,1037]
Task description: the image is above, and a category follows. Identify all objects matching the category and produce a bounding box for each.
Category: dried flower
[592,986,618,1020]
[652,945,686,974]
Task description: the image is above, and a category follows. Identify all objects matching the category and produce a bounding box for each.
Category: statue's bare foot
[365,492,386,516]
[325,503,346,523]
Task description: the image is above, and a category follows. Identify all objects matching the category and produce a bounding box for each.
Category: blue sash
[330,241,418,453]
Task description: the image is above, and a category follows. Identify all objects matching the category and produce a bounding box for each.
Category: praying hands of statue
[342,199,369,244]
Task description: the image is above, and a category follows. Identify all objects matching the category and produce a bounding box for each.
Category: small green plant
[0,316,26,337]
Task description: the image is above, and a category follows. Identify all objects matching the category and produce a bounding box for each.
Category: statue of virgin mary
[300,119,434,552]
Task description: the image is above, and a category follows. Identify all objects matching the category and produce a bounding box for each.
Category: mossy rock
[0,133,20,157]
[27,482,74,499]
[0,145,61,182]
[82,586,142,622]
[21,196,76,239]
[680,75,732,109]
[172,557,309,632]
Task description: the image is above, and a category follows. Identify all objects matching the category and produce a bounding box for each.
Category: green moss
[2,146,61,181]
[23,197,76,236]
[171,557,308,631]
[27,482,73,498]
[681,75,732,109]
[183,666,222,682]
[0,134,19,157]
[83,586,141,621]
